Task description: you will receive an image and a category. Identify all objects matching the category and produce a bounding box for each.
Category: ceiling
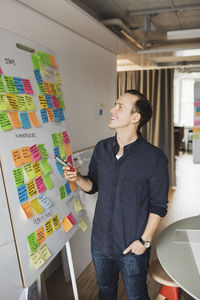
[71,0,200,71]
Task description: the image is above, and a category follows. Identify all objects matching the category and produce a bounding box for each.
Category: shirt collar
[111,132,144,154]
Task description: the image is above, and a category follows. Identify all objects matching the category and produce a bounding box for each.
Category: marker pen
[54,156,75,171]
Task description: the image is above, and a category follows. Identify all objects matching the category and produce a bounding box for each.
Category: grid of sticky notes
[31,52,65,124]
[193,101,200,140]
[0,75,40,131]
[11,143,54,218]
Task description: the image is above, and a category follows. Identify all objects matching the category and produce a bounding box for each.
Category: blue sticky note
[54,147,60,158]
[38,193,52,209]
[53,109,60,122]
[196,107,200,112]
[56,161,64,175]
[19,112,31,129]
[17,184,28,204]
[64,181,71,195]
[45,95,53,108]
[58,109,65,121]
[40,109,48,123]
[13,77,25,94]
[33,69,43,84]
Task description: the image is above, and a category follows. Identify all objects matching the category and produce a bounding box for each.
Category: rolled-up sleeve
[84,147,98,194]
[148,153,169,217]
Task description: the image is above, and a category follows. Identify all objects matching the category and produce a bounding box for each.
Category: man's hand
[63,163,79,182]
[123,240,146,255]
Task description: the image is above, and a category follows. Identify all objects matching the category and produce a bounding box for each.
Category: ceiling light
[167,29,200,40]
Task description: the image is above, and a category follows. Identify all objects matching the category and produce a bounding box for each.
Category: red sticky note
[22,79,33,94]
[67,213,76,225]
[62,131,70,144]
[51,96,60,109]
[35,176,46,194]
[30,144,42,161]
[0,67,3,74]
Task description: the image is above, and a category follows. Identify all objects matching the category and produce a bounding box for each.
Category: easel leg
[65,241,79,300]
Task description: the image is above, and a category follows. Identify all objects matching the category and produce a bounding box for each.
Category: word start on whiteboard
[5,58,16,66]
[15,133,36,138]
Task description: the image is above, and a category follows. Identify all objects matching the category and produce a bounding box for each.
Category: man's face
[108,93,138,130]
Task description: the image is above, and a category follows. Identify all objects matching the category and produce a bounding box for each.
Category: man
[63,90,169,300]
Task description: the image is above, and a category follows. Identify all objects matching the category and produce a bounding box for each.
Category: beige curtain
[117,69,175,186]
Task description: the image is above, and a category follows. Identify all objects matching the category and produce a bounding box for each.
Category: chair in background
[187,129,193,152]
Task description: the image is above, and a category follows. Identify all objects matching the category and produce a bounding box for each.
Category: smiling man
[63,90,169,300]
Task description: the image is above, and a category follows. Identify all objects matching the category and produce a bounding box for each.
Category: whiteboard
[0,27,81,287]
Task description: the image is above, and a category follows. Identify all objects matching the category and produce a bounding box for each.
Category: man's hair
[125,89,152,132]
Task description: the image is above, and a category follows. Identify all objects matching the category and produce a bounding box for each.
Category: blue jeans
[91,243,150,300]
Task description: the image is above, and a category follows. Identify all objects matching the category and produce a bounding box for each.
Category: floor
[46,153,200,300]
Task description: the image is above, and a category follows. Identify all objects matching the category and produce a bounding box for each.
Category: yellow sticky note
[49,83,57,95]
[26,179,37,198]
[36,226,46,245]
[16,95,27,111]
[39,243,51,261]
[6,93,19,110]
[31,197,44,214]
[52,214,60,231]
[38,95,48,109]
[45,219,54,237]
[61,216,73,233]
[54,71,63,83]
[79,218,87,232]
[8,111,22,128]
[21,200,34,219]
[24,163,35,180]
[28,112,40,127]
[30,251,45,270]
[32,161,43,178]
[74,199,83,212]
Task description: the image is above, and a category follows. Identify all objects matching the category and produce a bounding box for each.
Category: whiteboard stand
[65,241,79,300]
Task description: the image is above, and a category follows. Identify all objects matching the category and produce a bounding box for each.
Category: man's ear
[131,112,141,124]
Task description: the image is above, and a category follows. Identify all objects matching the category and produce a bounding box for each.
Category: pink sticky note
[194,101,200,107]
[35,176,46,194]
[30,144,42,161]
[63,131,70,144]
[67,213,76,225]
[22,79,34,94]
[0,67,3,74]
[67,155,73,165]
[51,96,60,109]
[194,120,200,126]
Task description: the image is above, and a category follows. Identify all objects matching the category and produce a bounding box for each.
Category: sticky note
[8,111,22,128]
[54,71,63,83]
[59,144,66,160]
[65,143,72,155]
[21,200,34,219]
[70,182,77,192]
[24,95,35,110]
[19,113,31,129]
[38,95,48,109]
[40,159,52,174]
[35,176,46,194]
[58,109,65,121]
[13,167,24,187]
[196,107,200,112]
[13,77,25,94]
[32,161,43,178]
[0,68,3,74]
[79,218,87,232]
[31,197,44,214]
[50,83,57,96]
[45,219,53,237]
[27,232,39,253]
[50,54,57,68]
[51,133,59,147]
[11,148,24,168]
[194,120,200,126]
[21,146,32,164]
[67,155,73,166]
[43,81,51,95]
[24,163,35,180]
[193,127,200,133]
[44,95,52,108]
[53,109,60,122]
[17,184,29,204]
[40,109,48,124]
[193,134,200,140]
[4,76,17,93]
[46,109,54,122]
[196,112,200,117]
[57,96,65,108]
[0,93,8,110]
[37,144,48,158]
[6,93,19,110]
[16,95,27,111]
[39,243,51,261]
[37,83,46,94]
[34,69,43,84]
[30,251,45,269]
[62,131,70,144]
[43,173,54,189]
[51,96,60,108]
[52,214,60,231]
[55,83,62,96]
[57,132,64,145]
[64,181,71,195]
[67,213,76,225]
[38,193,52,210]
[36,226,46,245]
[30,144,42,161]
[56,161,64,175]
[26,179,37,198]
[28,112,40,127]
[61,216,73,232]
[0,75,6,92]
[40,65,50,77]
[74,199,83,212]
[53,147,60,158]
[31,54,40,69]
[59,185,66,200]
[22,79,33,94]
[37,51,48,65]
[194,101,200,107]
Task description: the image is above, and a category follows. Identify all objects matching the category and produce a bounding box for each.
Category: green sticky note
[58,132,64,145]
[0,93,8,111]
[193,134,200,140]
[4,76,18,93]
[13,168,24,187]
[0,75,6,92]
[16,95,27,111]
[44,53,51,66]
[40,159,52,174]
[37,144,48,158]
[59,144,66,160]
[51,133,59,147]
[24,163,35,180]
[31,54,40,70]
[27,232,39,253]
[24,95,35,110]
[0,112,12,131]
[37,83,46,94]
[37,51,47,66]
[43,173,54,189]
[57,96,65,108]
[59,185,66,200]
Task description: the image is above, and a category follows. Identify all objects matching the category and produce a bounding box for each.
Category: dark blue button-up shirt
[86,133,169,255]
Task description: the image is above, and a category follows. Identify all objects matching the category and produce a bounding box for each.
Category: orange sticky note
[50,55,57,68]
[43,81,52,95]
[65,144,72,155]
[36,226,46,245]
[8,111,22,128]
[196,112,200,117]
[61,216,73,233]
[11,148,24,167]
[70,182,77,192]
[46,109,54,122]
[21,146,32,164]
[193,127,200,133]
[28,112,40,127]
[21,200,34,219]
